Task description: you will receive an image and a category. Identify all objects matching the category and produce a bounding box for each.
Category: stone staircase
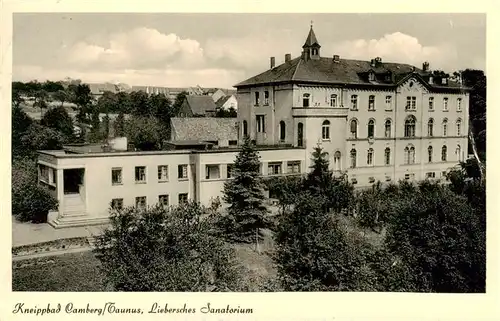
[49,194,109,229]
[63,194,86,216]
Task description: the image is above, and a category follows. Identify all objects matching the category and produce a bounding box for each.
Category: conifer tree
[222,135,270,242]
[304,145,333,196]
[114,112,125,137]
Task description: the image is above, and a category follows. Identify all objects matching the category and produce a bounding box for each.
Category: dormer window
[369,72,375,81]
[441,78,448,85]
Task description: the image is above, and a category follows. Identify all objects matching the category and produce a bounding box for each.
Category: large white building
[37,26,470,228]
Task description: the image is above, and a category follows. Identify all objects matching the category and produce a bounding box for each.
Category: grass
[12,241,277,292]
[12,251,106,292]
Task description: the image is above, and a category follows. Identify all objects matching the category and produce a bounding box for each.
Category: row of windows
[295,93,463,111]
[346,116,463,139]
[345,144,462,168]
[110,193,189,210]
[111,165,188,185]
[350,171,446,185]
[111,161,302,185]
[252,116,463,144]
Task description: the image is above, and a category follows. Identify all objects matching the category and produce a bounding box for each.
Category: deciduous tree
[94,201,245,291]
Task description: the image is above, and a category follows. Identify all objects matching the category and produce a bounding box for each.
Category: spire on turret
[302,23,321,61]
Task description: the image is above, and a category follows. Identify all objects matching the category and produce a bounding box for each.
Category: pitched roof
[215,95,232,109]
[303,26,320,48]
[234,56,466,90]
[88,83,118,95]
[185,95,217,115]
[170,117,238,142]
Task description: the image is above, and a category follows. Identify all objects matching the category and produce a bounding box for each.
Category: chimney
[127,143,135,152]
[375,57,382,64]
[422,61,430,72]
[285,54,291,63]
[333,54,340,63]
[429,76,434,84]
[370,59,375,67]
[270,57,276,69]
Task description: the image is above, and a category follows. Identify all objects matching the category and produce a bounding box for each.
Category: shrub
[94,202,246,291]
[12,158,58,223]
[384,183,485,292]
[274,192,377,291]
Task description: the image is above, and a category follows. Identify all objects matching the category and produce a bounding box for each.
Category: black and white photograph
[4,5,493,316]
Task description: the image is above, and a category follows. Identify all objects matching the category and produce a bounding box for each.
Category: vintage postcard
[1,1,498,321]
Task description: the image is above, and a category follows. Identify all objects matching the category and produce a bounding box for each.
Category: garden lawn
[12,251,106,292]
[12,244,276,292]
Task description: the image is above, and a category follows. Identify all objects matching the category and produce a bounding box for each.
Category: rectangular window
[426,172,436,178]
[350,95,358,110]
[368,177,375,184]
[302,94,310,107]
[287,161,301,174]
[39,165,49,183]
[268,162,282,175]
[404,173,415,180]
[135,196,147,209]
[111,198,123,210]
[351,178,358,185]
[264,91,269,105]
[429,97,434,110]
[157,165,168,182]
[112,168,122,185]
[254,92,260,106]
[406,96,416,110]
[385,96,392,110]
[205,164,220,180]
[159,194,169,208]
[256,115,265,133]
[368,95,375,110]
[135,166,146,183]
[178,193,188,204]
[385,176,391,182]
[178,164,188,179]
[229,140,238,146]
[443,97,449,111]
[227,164,234,178]
[330,94,337,107]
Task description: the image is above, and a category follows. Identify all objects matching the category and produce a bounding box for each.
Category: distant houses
[178,95,218,117]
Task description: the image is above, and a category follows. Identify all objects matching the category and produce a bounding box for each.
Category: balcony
[292,107,349,118]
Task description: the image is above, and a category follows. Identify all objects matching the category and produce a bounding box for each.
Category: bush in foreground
[12,158,58,223]
[94,201,246,291]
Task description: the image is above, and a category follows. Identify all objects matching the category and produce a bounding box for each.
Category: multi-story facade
[37,26,469,228]
[235,26,470,185]
[38,139,304,228]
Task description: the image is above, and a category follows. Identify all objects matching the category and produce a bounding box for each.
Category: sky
[12,13,486,89]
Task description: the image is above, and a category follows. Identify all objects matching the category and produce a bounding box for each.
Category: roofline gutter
[234,79,472,92]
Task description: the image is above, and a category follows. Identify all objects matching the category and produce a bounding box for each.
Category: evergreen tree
[114,112,125,137]
[102,114,110,140]
[302,145,354,214]
[303,145,333,196]
[89,108,102,143]
[222,135,270,242]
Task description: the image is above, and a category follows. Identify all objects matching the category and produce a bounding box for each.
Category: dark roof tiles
[235,56,466,90]
[171,117,238,142]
